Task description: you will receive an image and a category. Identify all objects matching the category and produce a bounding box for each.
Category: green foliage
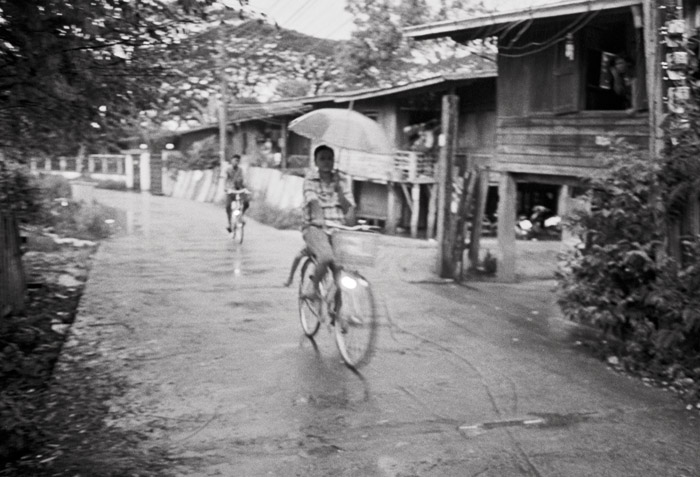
[166,138,220,170]
[557,142,700,399]
[246,198,303,230]
[337,0,492,88]
[156,20,341,127]
[659,96,700,220]
[95,179,128,191]
[0,159,42,221]
[0,314,60,461]
[34,174,72,201]
[48,201,119,240]
[0,0,249,158]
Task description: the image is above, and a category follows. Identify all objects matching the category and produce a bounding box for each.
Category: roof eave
[404,0,643,41]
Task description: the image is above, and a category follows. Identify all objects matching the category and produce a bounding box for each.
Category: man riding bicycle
[301,145,356,301]
[223,154,250,233]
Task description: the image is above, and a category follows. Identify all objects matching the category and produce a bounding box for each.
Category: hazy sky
[248,0,561,40]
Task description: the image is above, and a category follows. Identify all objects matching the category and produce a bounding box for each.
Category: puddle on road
[458,411,600,438]
[225,300,271,313]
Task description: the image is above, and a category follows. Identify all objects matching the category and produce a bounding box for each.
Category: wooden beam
[558,185,573,243]
[497,172,517,282]
[427,184,437,240]
[386,182,398,235]
[643,0,664,159]
[410,183,420,238]
[400,183,413,213]
[513,173,585,187]
[453,171,476,280]
[280,121,288,169]
[436,94,459,278]
[468,168,489,269]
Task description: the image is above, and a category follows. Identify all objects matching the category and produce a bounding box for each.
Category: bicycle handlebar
[324,222,380,232]
[226,188,250,195]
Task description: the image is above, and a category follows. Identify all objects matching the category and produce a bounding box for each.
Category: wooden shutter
[553,37,580,114]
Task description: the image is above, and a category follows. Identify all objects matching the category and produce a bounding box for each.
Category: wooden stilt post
[436,93,459,278]
[386,182,398,235]
[410,183,420,238]
[453,171,476,281]
[427,183,437,240]
[497,172,517,282]
[557,184,572,242]
[280,121,288,169]
[468,168,489,270]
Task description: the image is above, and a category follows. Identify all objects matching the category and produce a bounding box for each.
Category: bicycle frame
[227,192,246,243]
[291,231,378,369]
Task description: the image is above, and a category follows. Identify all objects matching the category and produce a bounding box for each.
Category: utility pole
[436,93,459,278]
[218,32,228,169]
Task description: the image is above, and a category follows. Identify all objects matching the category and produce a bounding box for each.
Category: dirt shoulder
[1,241,177,477]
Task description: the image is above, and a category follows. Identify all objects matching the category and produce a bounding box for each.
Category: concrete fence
[166,166,304,211]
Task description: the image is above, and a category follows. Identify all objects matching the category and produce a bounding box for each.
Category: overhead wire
[499,11,599,58]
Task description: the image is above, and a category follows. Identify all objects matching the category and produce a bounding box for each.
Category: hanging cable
[499,11,599,58]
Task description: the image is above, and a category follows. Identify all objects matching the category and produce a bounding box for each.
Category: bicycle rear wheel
[334,273,378,369]
[298,258,321,337]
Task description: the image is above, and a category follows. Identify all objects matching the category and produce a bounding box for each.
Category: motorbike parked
[516,206,562,240]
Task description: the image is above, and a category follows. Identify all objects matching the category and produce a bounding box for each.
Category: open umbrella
[288,108,393,155]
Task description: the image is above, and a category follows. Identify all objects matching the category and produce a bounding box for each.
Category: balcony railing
[335,149,436,182]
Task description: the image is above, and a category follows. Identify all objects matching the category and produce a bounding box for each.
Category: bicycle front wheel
[334,274,378,369]
[235,221,244,244]
[298,258,321,337]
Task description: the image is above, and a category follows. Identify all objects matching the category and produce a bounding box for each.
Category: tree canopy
[336,0,493,88]
[0,0,347,158]
[0,0,493,160]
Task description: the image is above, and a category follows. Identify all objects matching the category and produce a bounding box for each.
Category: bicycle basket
[333,230,379,268]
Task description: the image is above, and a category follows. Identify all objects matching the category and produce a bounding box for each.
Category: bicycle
[226,188,249,244]
[286,223,379,369]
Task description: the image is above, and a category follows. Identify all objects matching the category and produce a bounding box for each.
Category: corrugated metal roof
[154,70,497,140]
[302,69,497,104]
[159,101,311,139]
[404,0,642,41]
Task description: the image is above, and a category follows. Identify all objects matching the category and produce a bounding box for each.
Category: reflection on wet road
[77,189,700,477]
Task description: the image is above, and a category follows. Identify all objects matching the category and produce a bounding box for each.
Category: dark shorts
[302,226,334,266]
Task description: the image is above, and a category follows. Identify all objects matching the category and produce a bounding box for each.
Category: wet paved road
[71,190,700,477]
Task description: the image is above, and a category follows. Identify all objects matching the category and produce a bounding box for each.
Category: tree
[0,0,291,161]
[0,0,196,159]
[336,0,492,89]
[151,18,341,131]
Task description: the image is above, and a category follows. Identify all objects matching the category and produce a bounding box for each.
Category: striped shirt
[302,169,355,227]
[224,164,245,191]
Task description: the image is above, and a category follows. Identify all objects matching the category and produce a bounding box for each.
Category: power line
[499,11,599,58]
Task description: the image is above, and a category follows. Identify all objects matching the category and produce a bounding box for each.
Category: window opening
[583,14,644,111]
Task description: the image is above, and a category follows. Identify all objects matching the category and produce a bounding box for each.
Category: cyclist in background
[301,145,356,301]
[223,154,250,233]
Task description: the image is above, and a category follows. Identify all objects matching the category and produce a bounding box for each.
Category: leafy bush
[49,200,119,240]
[0,160,42,221]
[0,313,60,461]
[246,198,303,230]
[34,174,72,201]
[166,137,220,171]
[557,142,700,400]
[95,179,127,191]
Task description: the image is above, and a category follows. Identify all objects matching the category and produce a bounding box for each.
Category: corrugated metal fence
[0,213,25,317]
